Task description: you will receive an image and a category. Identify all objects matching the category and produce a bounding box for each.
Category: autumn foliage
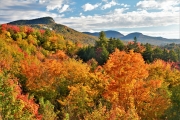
[0,24,180,120]
[0,73,42,119]
[102,49,170,119]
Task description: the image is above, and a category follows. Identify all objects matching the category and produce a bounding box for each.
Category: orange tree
[102,49,170,119]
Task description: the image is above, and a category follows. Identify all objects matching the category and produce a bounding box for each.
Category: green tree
[96,31,108,48]
[142,43,153,63]
[152,47,163,61]
[77,46,95,62]
[169,50,178,62]
[39,97,57,120]
[108,37,124,53]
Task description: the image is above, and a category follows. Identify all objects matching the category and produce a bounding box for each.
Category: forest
[0,24,180,120]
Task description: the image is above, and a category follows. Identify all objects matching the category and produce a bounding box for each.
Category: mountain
[84,31,180,46]
[120,32,142,39]
[7,17,98,45]
[83,30,124,38]
[121,32,180,45]
[8,17,55,25]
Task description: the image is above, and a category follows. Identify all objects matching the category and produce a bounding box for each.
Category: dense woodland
[1,24,180,120]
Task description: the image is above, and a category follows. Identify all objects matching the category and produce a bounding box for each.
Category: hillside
[8,17,98,45]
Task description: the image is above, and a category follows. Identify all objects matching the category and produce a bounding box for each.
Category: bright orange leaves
[21,58,63,91]
[103,49,148,105]
[102,49,170,119]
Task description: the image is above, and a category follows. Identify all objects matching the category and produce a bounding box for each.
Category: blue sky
[0,0,179,39]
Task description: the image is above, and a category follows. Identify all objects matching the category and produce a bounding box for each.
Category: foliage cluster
[0,25,180,120]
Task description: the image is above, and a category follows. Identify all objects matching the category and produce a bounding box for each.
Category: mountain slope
[8,17,98,45]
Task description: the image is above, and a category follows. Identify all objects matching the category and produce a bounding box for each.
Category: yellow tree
[58,84,96,119]
[57,59,99,119]
[148,60,180,119]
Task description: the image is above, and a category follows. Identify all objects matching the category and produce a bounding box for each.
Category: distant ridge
[8,17,55,25]
[121,32,180,45]
[84,31,180,45]
[121,32,143,39]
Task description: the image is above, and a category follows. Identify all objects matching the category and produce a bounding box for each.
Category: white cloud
[55,8,179,35]
[136,1,159,9]
[59,4,69,13]
[46,0,64,11]
[0,0,65,23]
[45,0,70,13]
[143,31,179,39]
[0,0,37,8]
[120,3,130,8]
[160,1,180,12]
[82,3,101,11]
[136,0,180,11]
[46,5,62,11]
[0,10,61,23]
[113,8,129,14]
[101,0,118,10]
[39,0,46,4]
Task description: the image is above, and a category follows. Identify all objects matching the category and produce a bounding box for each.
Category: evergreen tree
[96,31,108,48]
[142,43,153,63]
[152,47,163,61]
[108,38,124,53]
[169,50,178,62]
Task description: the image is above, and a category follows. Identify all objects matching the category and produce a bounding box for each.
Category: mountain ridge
[7,17,98,45]
[8,17,55,25]
[83,31,180,45]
